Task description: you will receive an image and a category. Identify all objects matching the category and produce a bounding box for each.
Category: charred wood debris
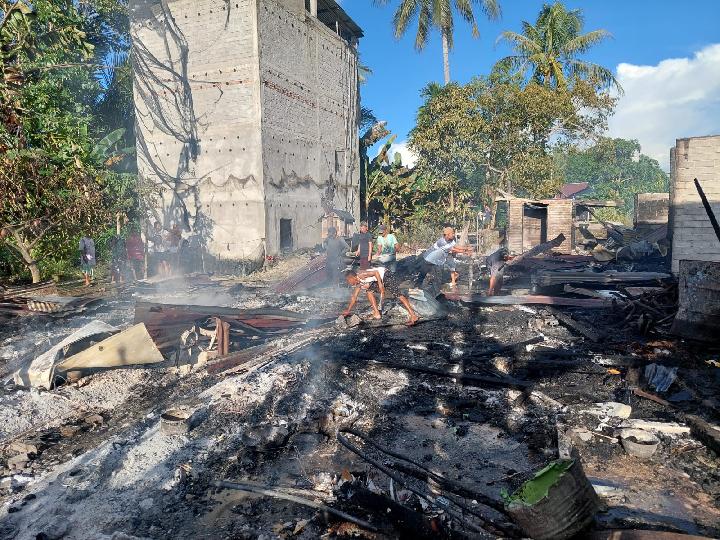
[0,226,719,539]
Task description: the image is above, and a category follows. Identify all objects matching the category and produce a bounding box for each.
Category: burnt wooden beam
[443,292,612,309]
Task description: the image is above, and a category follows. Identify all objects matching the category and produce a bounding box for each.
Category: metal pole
[694,178,720,244]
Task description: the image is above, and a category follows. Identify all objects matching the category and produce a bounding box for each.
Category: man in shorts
[343,267,419,326]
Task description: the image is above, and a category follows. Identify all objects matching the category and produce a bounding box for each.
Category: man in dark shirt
[354,221,373,270]
[323,226,348,286]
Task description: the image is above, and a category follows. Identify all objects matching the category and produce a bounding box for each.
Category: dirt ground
[1,253,719,540]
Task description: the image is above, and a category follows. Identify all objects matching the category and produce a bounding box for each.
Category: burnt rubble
[0,247,719,540]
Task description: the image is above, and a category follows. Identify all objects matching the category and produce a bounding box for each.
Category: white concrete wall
[670,135,720,273]
[130,0,266,262]
[131,0,360,261]
[257,0,360,254]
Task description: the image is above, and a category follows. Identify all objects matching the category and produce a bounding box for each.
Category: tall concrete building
[129,0,362,267]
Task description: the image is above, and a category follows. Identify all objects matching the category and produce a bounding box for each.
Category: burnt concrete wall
[670,135,720,273]
[130,0,360,263]
[258,0,359,254]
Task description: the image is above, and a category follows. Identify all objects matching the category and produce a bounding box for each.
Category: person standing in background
[150,221,169,277]
[125,227,145,281]
[375,224,399,272]
[354,221,373,270]
[323,226,349,286]
[79,235,96,286]
[109,234,127,284]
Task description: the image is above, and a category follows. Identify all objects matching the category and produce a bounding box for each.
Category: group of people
[324,223,472,326]
[77,221,196,286]
[79,228,147,286]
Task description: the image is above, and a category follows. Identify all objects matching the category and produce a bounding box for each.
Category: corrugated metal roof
[317,0,363,40]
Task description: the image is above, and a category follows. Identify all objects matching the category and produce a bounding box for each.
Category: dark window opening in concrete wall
[523,203,548,251]
[280,219,293,251]
[305,0,311,12]
[334,150,342,174]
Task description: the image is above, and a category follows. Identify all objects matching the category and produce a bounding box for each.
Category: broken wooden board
[135,302,310,351]
[546,307,607,343]
[533,270,673,288]
[443,292,612,308]
[26,295,90,313]
[684,414,720,455]
[57,323,165,378]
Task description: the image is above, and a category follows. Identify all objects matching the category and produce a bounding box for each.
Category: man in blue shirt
[416,227,473,289]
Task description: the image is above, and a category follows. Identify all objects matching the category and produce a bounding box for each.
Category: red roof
[557,182,590,199]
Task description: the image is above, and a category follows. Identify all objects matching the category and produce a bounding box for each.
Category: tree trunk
[9,228,42,283]
[28,263,41,284]
[441,29,451,85]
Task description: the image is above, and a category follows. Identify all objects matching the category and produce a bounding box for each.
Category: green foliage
[0,0,136,282]
[367,135,423,227]
[494,2,619,91]
[557,137,669,220]
[409,75,615,212]
[374,0,500,83]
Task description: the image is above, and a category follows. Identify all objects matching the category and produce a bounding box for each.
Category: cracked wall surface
[130,0,360,263]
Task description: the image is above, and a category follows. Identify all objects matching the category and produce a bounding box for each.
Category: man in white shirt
[416,227,473,288]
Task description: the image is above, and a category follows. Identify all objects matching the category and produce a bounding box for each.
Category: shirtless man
[342,267,419,326]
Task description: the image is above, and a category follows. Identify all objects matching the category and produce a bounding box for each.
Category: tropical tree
[409,75,615,203]
[557,138,668,220]
[0,1,128,282]
[494,2,619,91]
[375,0,501,84]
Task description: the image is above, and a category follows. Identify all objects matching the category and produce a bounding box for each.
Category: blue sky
[339,0,720,169]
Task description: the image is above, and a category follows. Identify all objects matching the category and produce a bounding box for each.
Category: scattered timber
[505,234,566,268]
[345,354,530,389]
[212,480,378,533]
[135,302,309,351]
[533,270,672,288]
[337,433,495,537]
[443,292,612,308]
[546,307,606,343]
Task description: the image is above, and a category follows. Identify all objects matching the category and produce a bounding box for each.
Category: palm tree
[494,2,620,91]
[375,0,501,85]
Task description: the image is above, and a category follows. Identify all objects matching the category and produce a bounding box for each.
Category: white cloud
[608,43,720,170]
[387,140,418,168]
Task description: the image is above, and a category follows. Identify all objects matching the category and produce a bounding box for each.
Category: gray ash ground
[0,265,719,539]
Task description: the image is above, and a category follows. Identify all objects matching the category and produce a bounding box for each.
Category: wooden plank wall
[670,135,720,273]
[506,199,573,255]
[507,199,525,255]
[547,200,573,253]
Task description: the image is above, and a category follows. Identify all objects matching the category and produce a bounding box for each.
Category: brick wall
[258,0,360,254]
[634,193,669,226]
[669,135,720,273]
[131,0,266,262]
[131,0,361,261]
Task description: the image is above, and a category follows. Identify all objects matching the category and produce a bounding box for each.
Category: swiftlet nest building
[129,0,362,269]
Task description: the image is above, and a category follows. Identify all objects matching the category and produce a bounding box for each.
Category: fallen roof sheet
[12,321,118,389]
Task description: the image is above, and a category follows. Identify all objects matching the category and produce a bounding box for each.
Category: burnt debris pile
[0,232,719,539]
